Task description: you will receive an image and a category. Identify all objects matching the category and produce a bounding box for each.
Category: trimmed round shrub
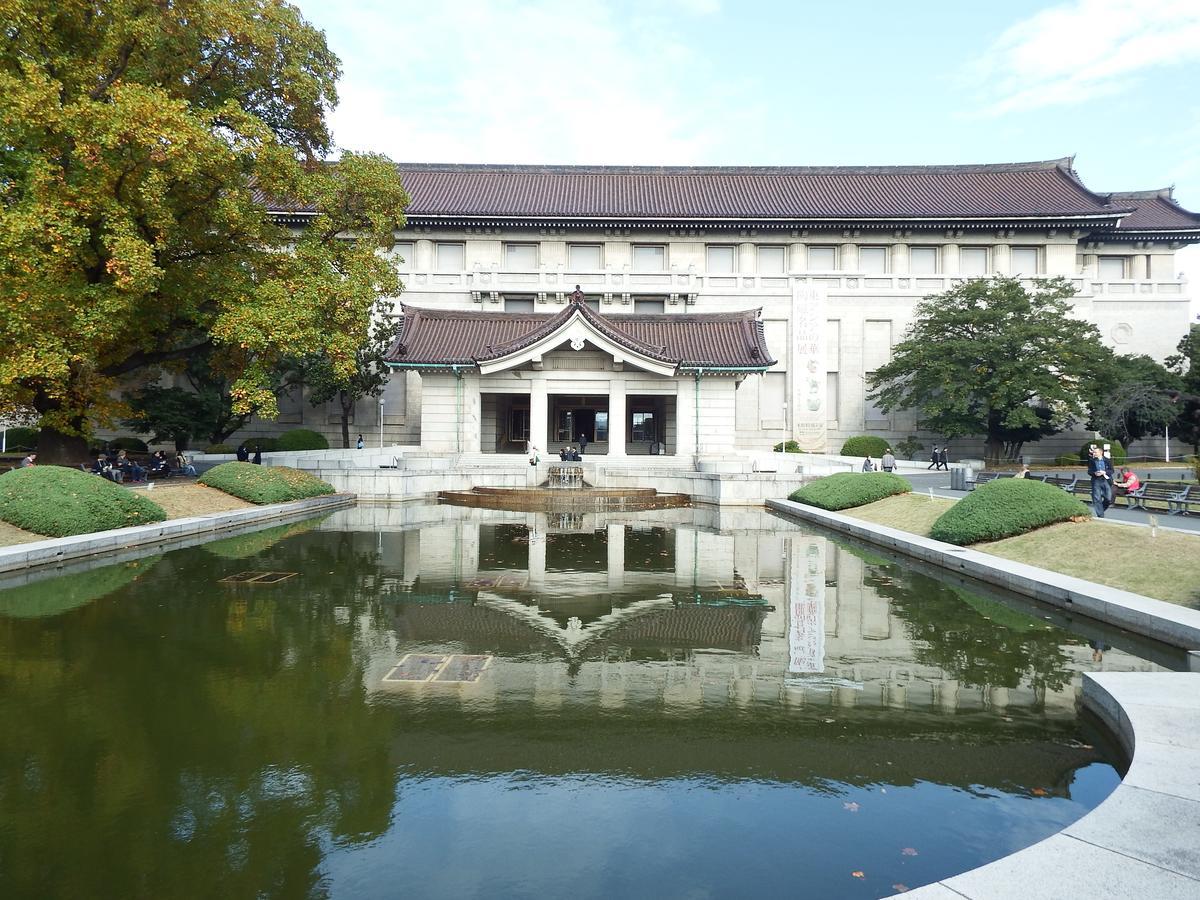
[930,478,1089,546]
[773,440,803,453]
[108,436,149,452]
[1077,438,1126,465]
[276,428,329,451]
[0,466,166,537]
[840,435,891,458]
[199,462,335,504]
[205,443,234,454]
[788,472,911,510]
[3,426,39,451]
[243,437,278,453]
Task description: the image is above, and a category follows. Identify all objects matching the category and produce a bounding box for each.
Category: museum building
[263,158,1200,457]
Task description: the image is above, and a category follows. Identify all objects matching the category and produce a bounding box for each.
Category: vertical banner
[790,285,827,452]
[787,535,826,674]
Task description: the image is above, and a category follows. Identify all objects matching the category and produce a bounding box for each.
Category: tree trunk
[340,391,352,449]
[37,426,90,465]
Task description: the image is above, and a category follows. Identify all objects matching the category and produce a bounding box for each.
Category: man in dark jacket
[578,432,589,455]
[1087,445,1110,517]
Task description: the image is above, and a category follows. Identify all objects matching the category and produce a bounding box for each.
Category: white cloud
[315,0,750,164]
[971,0,1200,116]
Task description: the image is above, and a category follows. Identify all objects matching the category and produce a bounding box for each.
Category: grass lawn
[840,494,1200,607]
[0,483,254,549]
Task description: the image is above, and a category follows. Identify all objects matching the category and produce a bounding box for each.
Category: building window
[757,245,786,274]
[435,242,464,272]
[504,295,535,312]
[859,246,888,274]
[909,246,939,274]
[1011,246,1041,274]
[632,244,666,271]
[505,243,537,270]
[569,243,602,269]
[960,246,989,276]
[1098,256,1128,279]
[808,246,837,270]
[393,242,414,269]
[633,298,665,314]
[509,407,530,442]
[706,245,736,273]
[632,410,657,442]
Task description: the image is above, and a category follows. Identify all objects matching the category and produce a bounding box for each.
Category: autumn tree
[302,300,402,449]
[0,0,409,461]
[1166,325,1200,453]
[867,278,1112,462]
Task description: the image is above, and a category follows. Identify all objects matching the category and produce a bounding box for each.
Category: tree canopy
[1166,324,1200,453]
[866,277,1112,461]
[1087,353,1181,448]
[0,0,409,460]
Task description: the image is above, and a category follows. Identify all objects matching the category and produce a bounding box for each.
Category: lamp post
[378,396,385,449]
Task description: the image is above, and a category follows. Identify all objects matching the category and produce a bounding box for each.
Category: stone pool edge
[0,492,356,575]
[764,499,1200,899]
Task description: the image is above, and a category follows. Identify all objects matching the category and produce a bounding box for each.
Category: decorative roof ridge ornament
[568,285,586,305]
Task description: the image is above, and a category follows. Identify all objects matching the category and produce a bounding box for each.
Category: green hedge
[276,428,329,451]
[243,437,278,453]
[930,478,1088,545]
[773,440,803,453]
[0,466,166,537]
[1077,438,1126,465]
[3,426,38,451]
[205,443,234,454]
[840,436,891,458]
[198,462,335,504]
[108,436,149,452]
[787,472,911,510]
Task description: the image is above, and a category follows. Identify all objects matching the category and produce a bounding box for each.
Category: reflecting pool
[0,504,1170,899]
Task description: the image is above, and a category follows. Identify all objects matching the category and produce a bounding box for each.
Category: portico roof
[384,297,775,373]
[1099,188,1200,242]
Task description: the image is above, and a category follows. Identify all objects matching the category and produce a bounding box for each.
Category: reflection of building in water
[330,505,1161,715]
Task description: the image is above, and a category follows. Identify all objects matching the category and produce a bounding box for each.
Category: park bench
[1126,482,1196,515]
[966,471,1013,489]
[1042,473,1079,493]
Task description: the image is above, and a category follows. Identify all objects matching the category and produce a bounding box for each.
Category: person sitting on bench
[1114,467,1141,495]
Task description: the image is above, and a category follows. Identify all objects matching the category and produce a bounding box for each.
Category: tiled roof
[259,158,1146,223]
[385,299,775,370]
[1109,189,1200,232]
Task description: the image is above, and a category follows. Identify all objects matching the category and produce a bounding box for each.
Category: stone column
[943,244,960,276]
[607,523,625,590]
[675,379,696,459]
[529,376,548,457]
[608,379,626,457]
[738,242,756,274]
[841,243,859,272]
[1130,253,1148,280]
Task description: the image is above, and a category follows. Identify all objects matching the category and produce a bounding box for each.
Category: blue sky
[295,0,1200,272]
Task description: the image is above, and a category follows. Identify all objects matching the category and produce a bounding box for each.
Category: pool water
[0,504,1162,899]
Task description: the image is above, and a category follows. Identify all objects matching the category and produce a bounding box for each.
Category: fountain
[547,465,584,489]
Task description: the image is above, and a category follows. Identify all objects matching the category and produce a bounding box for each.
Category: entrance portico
[385,290,774,460]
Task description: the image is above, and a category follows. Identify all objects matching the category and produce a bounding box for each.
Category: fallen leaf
[843,801,860,812]
[1032,788,1047,796]
[901,847,918,856]
[851,871,865,879]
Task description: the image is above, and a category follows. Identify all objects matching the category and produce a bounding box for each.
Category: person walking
[938,446,949,471]
[861,457,875,472]
[236,444,250,462]
[1101,444,1116,509]
[356,434,364,450]
[1087,445,1110,518]
[881,448,896,473]
[252,447,262,465]
[578,431,589,456]
[927,446,939,470]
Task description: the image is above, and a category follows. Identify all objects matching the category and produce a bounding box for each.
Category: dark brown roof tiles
[1109,189,1200,232]
[386,301,775,371]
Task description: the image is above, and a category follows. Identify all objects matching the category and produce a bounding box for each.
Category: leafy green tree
[867,278,1112,462]
[302,300,402,449]
[1087,354,1181,448]
[1166,325,1200,454]
[0,0,409,461]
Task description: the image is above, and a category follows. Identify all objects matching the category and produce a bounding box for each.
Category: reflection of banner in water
[790,285,827,453]
[787,536,826,673]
